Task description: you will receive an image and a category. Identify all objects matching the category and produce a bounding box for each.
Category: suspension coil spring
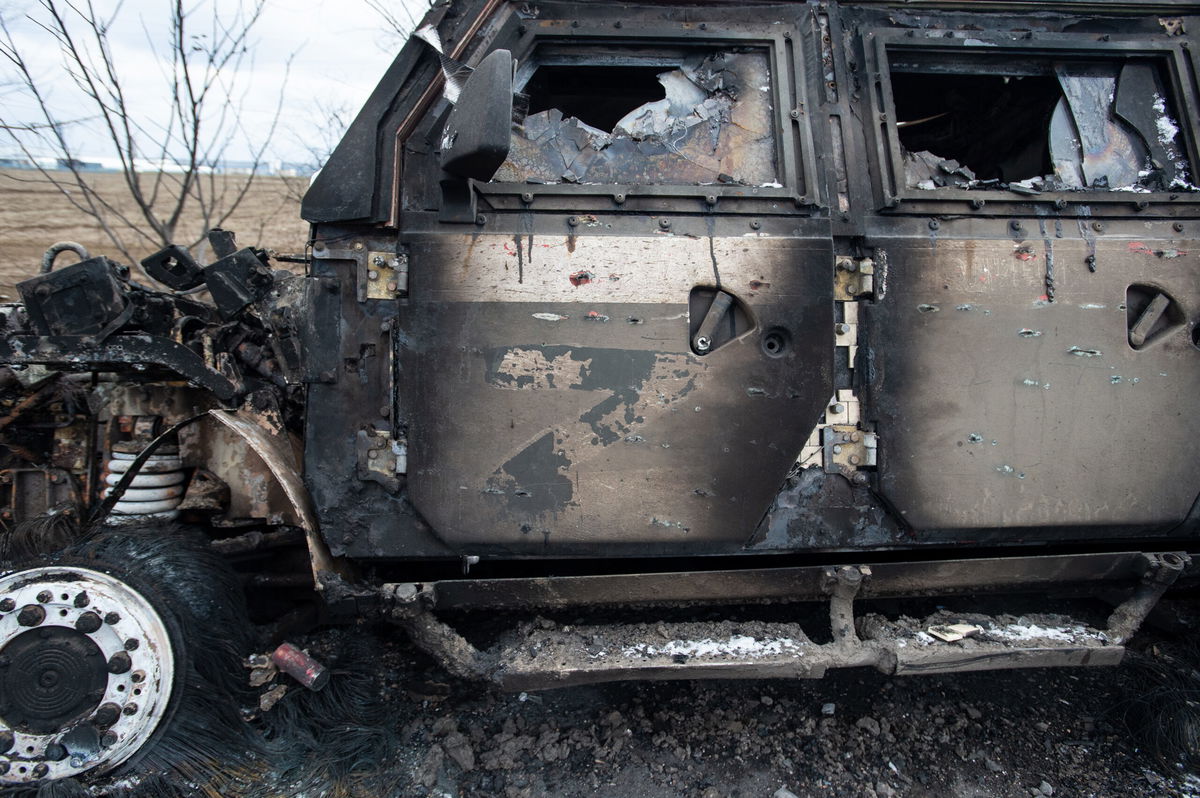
[102,446,186,522]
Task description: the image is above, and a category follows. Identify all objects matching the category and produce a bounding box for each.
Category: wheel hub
[0,568,175,784]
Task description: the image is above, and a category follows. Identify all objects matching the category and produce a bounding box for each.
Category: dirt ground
[0,169,308,297]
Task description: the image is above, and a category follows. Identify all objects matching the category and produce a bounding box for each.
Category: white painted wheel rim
[0,567,175,784]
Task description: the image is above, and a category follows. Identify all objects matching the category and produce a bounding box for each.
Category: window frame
[862,29,1200,213]
[472,20,816,214]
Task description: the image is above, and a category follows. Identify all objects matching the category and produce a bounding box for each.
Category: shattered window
[889,53,1195,193]
[493,50,779,186]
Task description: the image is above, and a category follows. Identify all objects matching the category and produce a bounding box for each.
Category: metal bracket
[834,256,875,300]
[822,425,877,485]
[356,429,408,492]
[365,251,409,300]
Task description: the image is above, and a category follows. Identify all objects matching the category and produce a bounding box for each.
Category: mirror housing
[440,49,514,180]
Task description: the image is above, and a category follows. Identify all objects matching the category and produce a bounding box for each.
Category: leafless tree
[0,0,286,263]
[365,0,425,50]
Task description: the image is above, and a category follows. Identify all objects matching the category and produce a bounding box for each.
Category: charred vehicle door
[301,0,1200,562]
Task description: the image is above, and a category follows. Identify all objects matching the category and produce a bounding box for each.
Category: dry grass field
[0,169,309,298]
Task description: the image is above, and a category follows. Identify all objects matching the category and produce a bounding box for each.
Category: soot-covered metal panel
[396,234,833,554]
[863,233,1200,535]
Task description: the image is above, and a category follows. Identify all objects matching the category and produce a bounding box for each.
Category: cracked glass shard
[494,51,777,185]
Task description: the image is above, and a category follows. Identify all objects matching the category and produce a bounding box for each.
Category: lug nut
[107,652,132,675]
[75,612,102,633]
[36,590,52,603]
[94,703,121,727]
[829,403,845,414]
[0,598,13,612]
[130,671,145,684]
[0,730,12,753]
[32,763,48,778]
[0,761,8,775]
[124,638,139,651]
[73,592,89,608]
[104,612,120,625]
[17,604,46,627]
[122,703,139,716]
[44,743,67,761]
[101,731,118,747]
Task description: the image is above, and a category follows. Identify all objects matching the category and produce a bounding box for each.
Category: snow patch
[623,635,804,659]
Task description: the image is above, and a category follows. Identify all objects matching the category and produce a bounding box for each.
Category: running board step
[488,614,1122,691]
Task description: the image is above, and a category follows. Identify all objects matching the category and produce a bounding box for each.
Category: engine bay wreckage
[2,0,1200,789]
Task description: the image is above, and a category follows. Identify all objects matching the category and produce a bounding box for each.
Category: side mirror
[440,49,514,180]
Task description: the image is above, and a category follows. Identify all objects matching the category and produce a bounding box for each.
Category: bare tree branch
[0,0,279,264]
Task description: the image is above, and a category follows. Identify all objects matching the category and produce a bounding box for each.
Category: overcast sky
[0,0,431,165]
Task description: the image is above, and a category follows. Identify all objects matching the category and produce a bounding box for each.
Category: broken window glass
[890,53,1195,193]
[493,50,778,186]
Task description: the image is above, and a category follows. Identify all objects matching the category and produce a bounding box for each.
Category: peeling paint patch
[967,433,983,444]
[583,311,610,322]
[489,348,589,390]
[955,304,977,312]
[650,517,690,533]
[1067,346,1102,358]
[917,303,940,314]
[1129,241,1188,258]
[1110,375,1123,384]
[569,270,595,286]
[1021,378,1051,390]
[531,312,569,322]
[486,432,573,515]
[1078,303,1107,310]
[1017,328,1042,338]
[1014,245,1037,261]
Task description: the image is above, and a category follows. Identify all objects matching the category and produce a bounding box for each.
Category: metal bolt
[1053,199,1067,210]
[970,198,985,210]
[0,762,8,775]
[386,281,398,292]
[849,454,862,466]
[695,337,712,353]
[521,192,534,203]
[832,445,843,455]
[122,703,138,716]
[1009,220,1023,232]
[368,450,379,459]
[94,703,120,727]
[750,219,762,230]
[124,638,139,651]
[835,323,850,335]
[107,652,132,675]
[0,598,13,612]
[1134,200,1149,211]
[475,214,487,225]
[367,269,379,280]
[44,743,67,761]
[705,195,717,206]
[830,403,845,414]
[32,763,48,778]
[789,109,800,119]
[36,591,52,603]
[1174,222,1185,233]
[101,731,118,747]
[380,320,392,332]
[379,405,391,418]
[614,193,626,204]
[372,255,386,267]
[836,259,856,272]
[104,612,120,625]
[17,605,45,627]
[352,242,364,251]
[658,218,671,230]
[131,670,145,684]
[0,730,12,753]
[928,219,939,230]
[850,431,862,443]
[852,472,869,485]
[567,216,578,227]
[1092,221,1104,232]
[73,592,89,608]
[75,612,102,634]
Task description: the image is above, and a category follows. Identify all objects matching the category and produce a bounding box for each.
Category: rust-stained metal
[270,642,330,691]
[205,409,342,589]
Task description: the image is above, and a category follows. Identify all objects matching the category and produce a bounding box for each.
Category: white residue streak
[623,635,804,659]
[987,623,1092,643]
[1153,95,1180,146]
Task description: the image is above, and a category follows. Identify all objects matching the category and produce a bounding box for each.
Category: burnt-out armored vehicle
[1,0,1199,788]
